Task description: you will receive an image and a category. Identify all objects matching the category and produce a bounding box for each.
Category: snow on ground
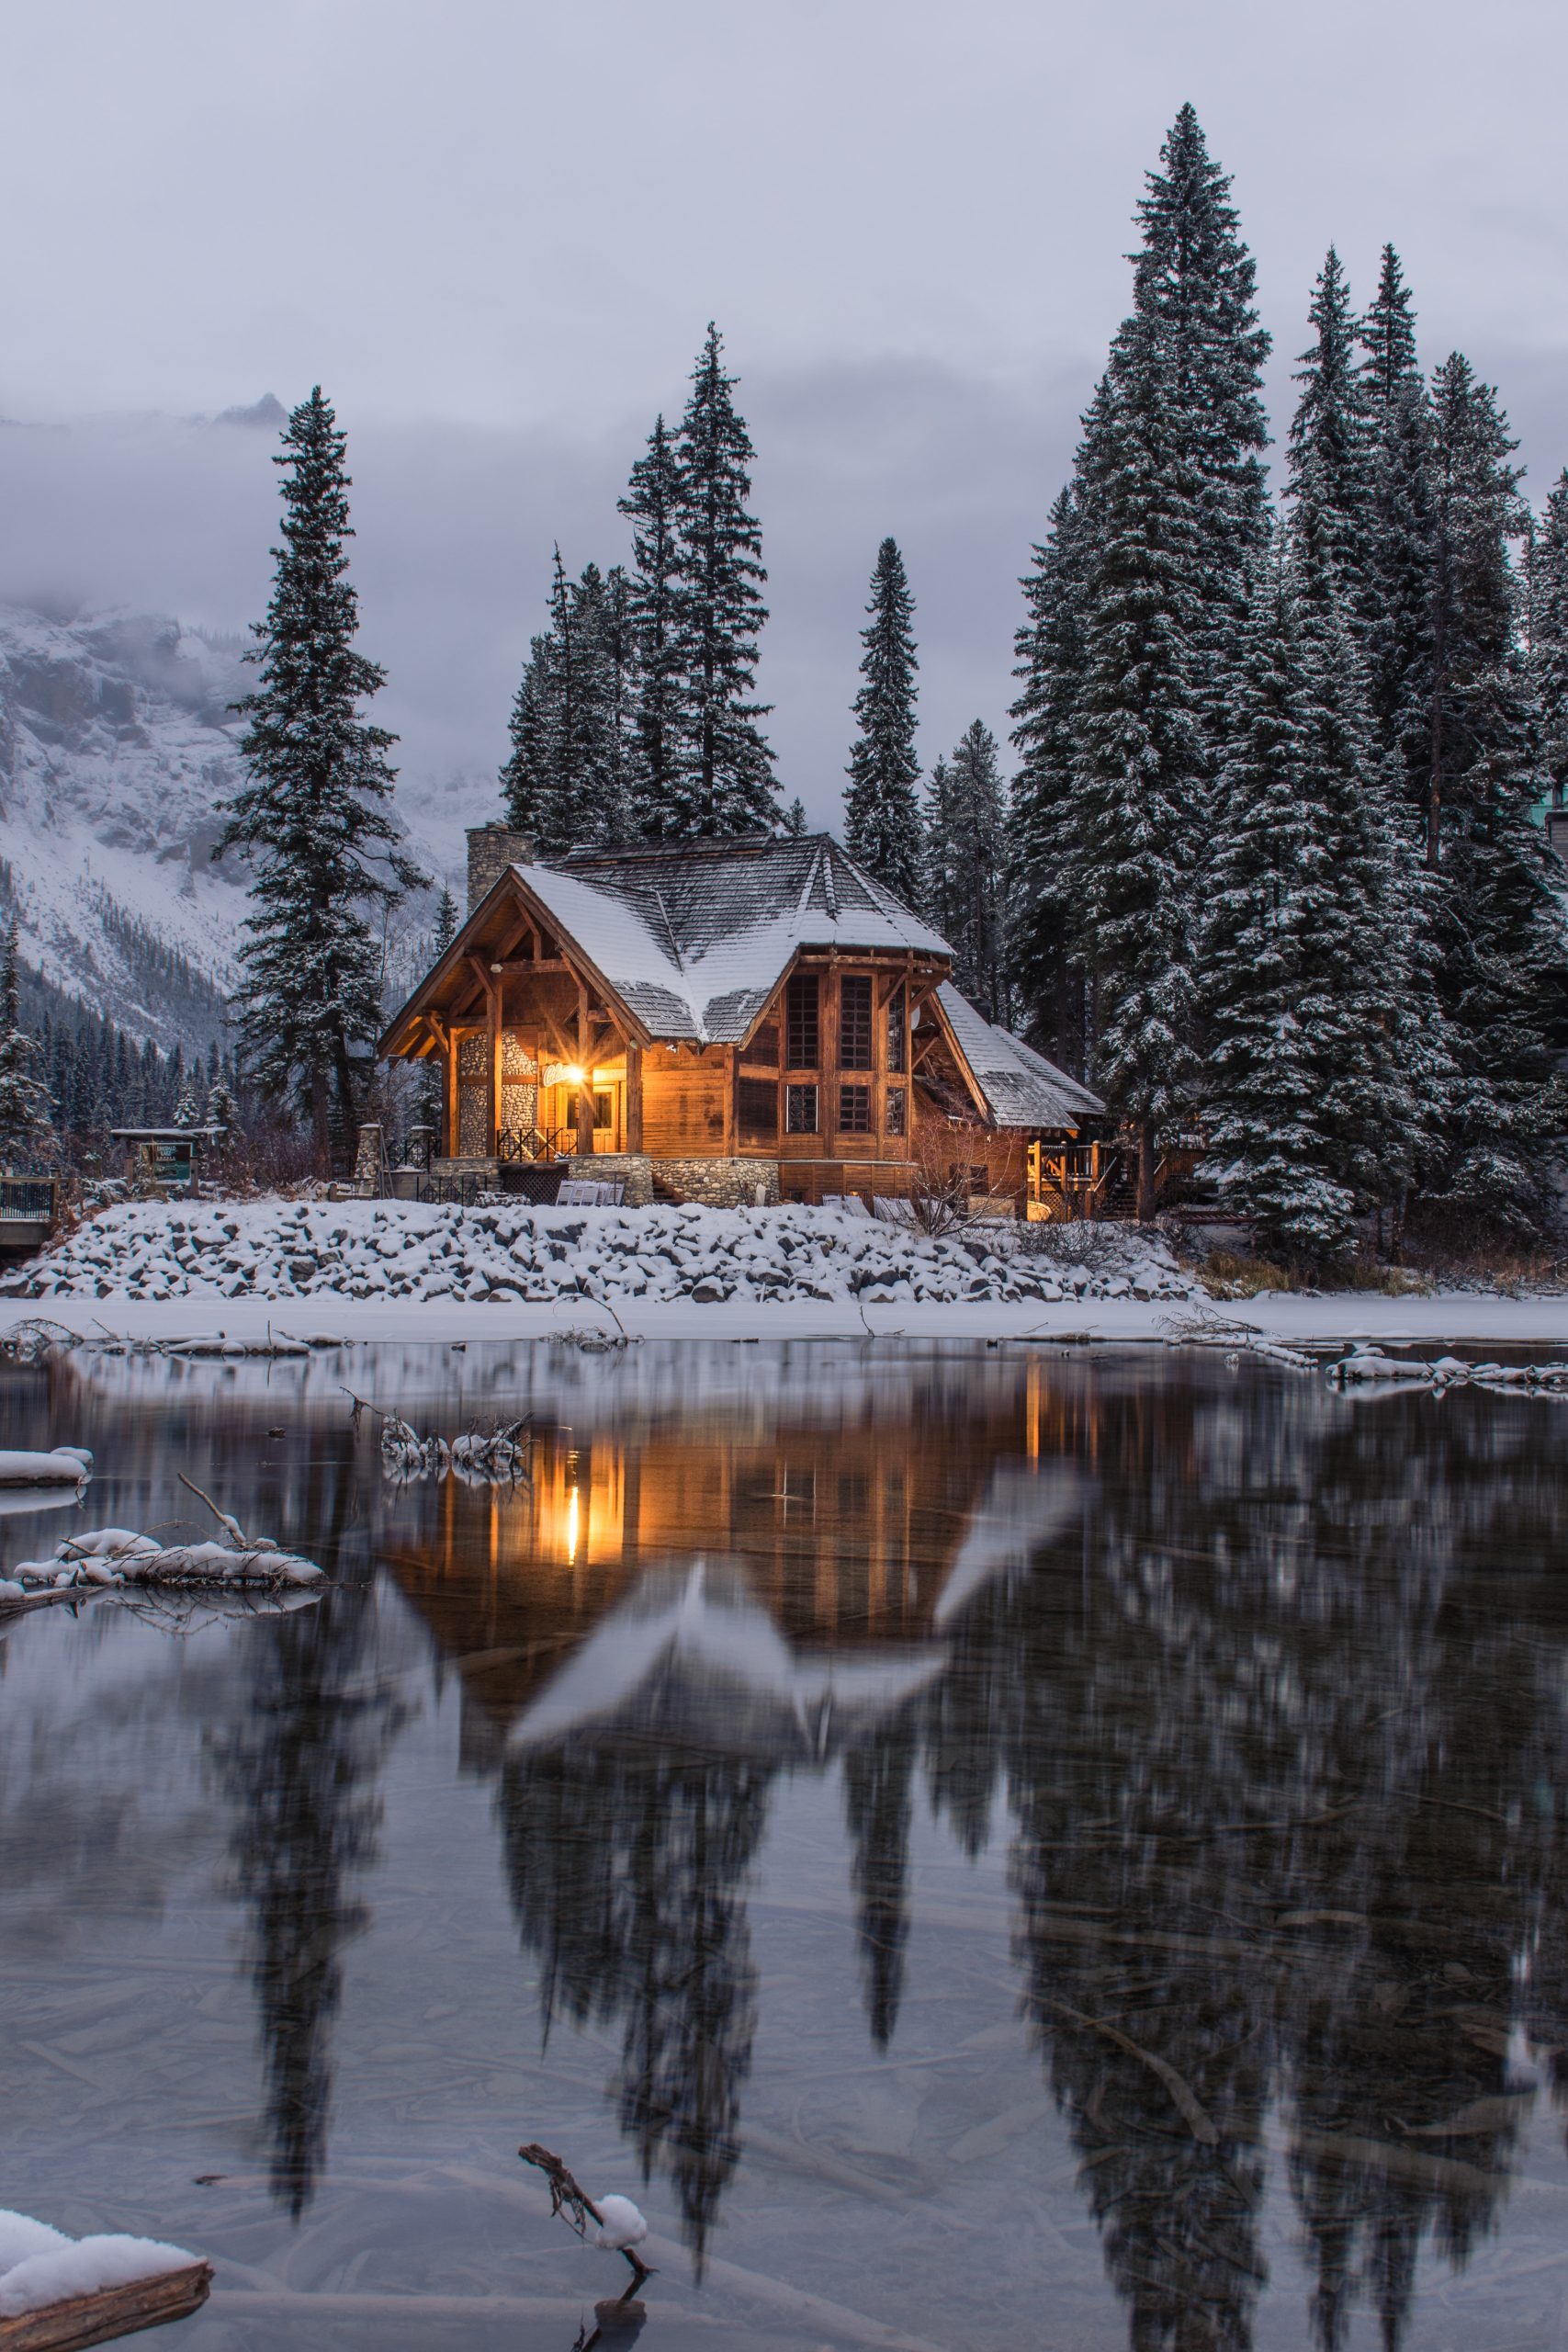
[6,1197,1568,1349]
[4,1196,1198,1314]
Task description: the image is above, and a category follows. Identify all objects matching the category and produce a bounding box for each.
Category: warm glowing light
[563,1065,587,1087]
[565,1485,581,1565]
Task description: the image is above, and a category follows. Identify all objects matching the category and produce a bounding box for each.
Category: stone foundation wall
[571,1153,655,1206]
[659,1158,780,1208]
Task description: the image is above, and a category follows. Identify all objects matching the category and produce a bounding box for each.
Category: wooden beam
[626,1042,643,1152]
[575,981,594,1158]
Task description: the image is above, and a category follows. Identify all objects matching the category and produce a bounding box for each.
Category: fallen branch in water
[1158,1306,1314,1372]
[1,1479,323,1600]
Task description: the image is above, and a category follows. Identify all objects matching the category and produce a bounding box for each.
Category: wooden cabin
[378,827,1105,1211]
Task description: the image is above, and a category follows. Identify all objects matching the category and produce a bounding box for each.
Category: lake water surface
[4,1338,1568,2351]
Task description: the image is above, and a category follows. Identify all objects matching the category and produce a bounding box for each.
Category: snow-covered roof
[936,984,1103,1129]
[519,834,952,1044]
[505,1562,947,1760]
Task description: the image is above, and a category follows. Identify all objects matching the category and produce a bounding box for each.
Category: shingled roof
[520,833,951,1043]
[936,984,1104,1129]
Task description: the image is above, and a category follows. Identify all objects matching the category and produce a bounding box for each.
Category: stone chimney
[467,823,535,911]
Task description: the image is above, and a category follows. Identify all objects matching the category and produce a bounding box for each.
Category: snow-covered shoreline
[6,1287,1568,1351]
[6,1196,1568,1351]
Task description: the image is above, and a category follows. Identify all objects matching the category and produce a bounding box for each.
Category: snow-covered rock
[4,1198,1201,1313]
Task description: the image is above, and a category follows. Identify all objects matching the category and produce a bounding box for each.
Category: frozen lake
[4,1337,1568,2350]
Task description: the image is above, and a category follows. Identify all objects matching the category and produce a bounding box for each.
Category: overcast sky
[2,0,1565,840]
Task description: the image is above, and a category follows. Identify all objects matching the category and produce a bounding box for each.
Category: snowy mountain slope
[0,601,464,1049]
[0,604,251,1046]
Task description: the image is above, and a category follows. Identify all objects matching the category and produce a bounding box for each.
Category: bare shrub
[907,1120,998,1238]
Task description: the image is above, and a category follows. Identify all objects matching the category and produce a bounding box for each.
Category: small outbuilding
[109,1127,227,1193]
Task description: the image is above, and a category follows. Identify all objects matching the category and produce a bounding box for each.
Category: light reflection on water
[4,1340,1568,2350]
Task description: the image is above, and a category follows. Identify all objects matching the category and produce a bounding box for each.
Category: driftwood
[0,2262,211,2351]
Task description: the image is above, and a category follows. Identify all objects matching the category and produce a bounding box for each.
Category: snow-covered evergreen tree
[500,550,630,854]
[664,324,779,836]
[1291,527,1441,1216]
[1424,356,1565,1225]
[218,388,425,1157]
[174,1081,202,1128]
[1359,244,1420,414]
[927,723,1008,1022]
[1363,379,1438,808]
[1287,250,1374,626]
[1199,558,1359,1261]
[1529,470,1568,811]
[205,1074,241,1136]
[1128,103,1271,752]
[843,537,923,902]
[618,413,683,830]
[1069,314,1208,1216]
[1008,469,1099,1077]
[0,924,52,1164]
[1007,108,1269,1149]
[921,756,956,938]
[782,797,807,838]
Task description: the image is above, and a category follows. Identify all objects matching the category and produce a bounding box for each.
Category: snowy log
[6,1527,323,1595]
[0,2211,209,2347]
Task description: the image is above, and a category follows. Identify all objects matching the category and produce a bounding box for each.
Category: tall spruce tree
[1007,109,1270,1164]
[1424,356,1565,1222]
[1359,244,1420,413]
[0,924,52,1163]
[500,550,631,854]
[1287,250,1374,625]
[1068,313,1208,1216]
[1291,524,1441,1216]
[664,325,778,835]
[618,414,683,829]
[1199,559,1359,1261]
[219,388,424,1156]
[843,537,923,901]
[1531,471,1568,809]
[1009,471,1098,1077]
[926,722,1008,1023]
[1129,102,1271,750]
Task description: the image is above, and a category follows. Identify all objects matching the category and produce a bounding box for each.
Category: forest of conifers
[506,107,1568,1256]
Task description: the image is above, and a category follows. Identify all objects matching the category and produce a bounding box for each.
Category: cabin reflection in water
[385,1359,1072,1773]
[382,1366,1070,2261]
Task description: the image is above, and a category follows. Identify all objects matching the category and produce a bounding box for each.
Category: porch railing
[496,1125,575,1164]
[0,1179,57,1221]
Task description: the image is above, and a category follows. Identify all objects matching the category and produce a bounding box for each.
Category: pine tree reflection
[997,1376,1568,2351]
[383,1353,1568,2341]
[498,1736,766,2266]
[843,1718,918,2048]
[208,1584,406,2218]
